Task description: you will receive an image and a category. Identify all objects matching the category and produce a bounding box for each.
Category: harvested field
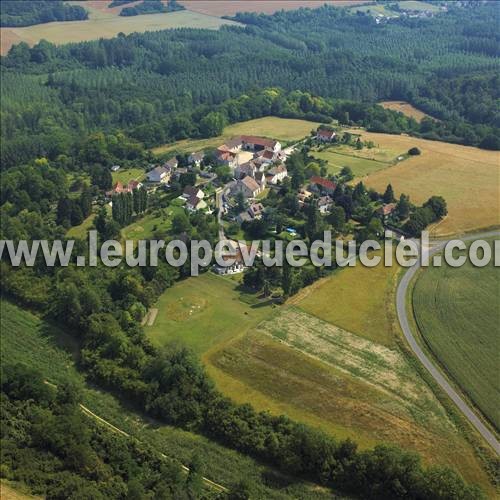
[1,9,240,54]
[380,101,434,122]
[294,250,402,347]
[353,131,500,236]
[179,1,365,17]
[207,320,492,489]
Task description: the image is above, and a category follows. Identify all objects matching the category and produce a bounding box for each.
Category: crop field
[412,242,500,429]
[353,131,500,236]
[152,117,321,155]
[207,310,492,489]
[379,101,433,122]
[292,250,402,347]
[0,300,335,500]
[0,9,240,54]
[179,1,366,17]
[145,273,275,354]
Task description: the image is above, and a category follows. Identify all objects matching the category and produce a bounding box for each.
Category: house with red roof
[309,176,336,194]
[316,126,337,142]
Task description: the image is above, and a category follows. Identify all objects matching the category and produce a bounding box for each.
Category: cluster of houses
[219,135,289,200]
[106,179,143,197]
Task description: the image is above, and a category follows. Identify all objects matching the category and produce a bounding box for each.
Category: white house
[182,186,205,200]
[147,166,171,183]
[234,175,263,198]
[213,240,247,275]
[186,195,207,212]
[266,164,287,184]
[317,195,333,214]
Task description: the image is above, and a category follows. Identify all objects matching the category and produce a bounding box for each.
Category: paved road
[396,230,500,454]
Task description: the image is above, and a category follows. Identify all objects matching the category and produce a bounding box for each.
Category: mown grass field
[412,242,500,429]
[145,272,276,354]
[397,1,440,12]
[0,300,334,500]
[120,204,185,241]
[379,101,433,122]
[0,9,240,54]
[292,250,401,347]
[152,117,321,155]
[354,131,500,236]
[111,167,145,185]
[312,149,395,177]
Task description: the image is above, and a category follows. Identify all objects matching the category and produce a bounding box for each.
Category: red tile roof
[378,203,396,216]
[318,128,336,139]
[240,135,277,149]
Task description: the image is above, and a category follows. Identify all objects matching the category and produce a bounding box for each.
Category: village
[101,123,424,278]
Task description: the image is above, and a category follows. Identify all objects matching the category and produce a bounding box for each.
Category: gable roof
[260,150,275,160]
[268,164,287,175]
[183,185,202,197]
[240,175,260,193]
[240,135,277,149]
[317,127,336,139]
[310,176,336,191]
[150,166,169,177]
[165,158,178,168]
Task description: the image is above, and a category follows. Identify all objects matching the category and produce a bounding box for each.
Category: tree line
[1,0,88,27]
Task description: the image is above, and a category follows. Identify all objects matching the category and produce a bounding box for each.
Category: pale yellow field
[152,117,320,155]
[379,101,433,122]
[352,131,500,237]
[0,9,240,54]
[179,0,367,17]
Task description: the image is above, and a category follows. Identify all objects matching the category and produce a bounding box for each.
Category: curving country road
[396,230,500,454]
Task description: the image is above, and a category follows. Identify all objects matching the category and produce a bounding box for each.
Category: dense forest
[1,363,219,499]
[1,2,499,167]
[0,1,88,27]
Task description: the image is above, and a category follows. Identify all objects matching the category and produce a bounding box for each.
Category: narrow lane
[396,230,500,454]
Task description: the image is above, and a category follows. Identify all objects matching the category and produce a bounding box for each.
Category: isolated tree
[408,147,421,155]
[383,184,396,204]
[424,196,447,220]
